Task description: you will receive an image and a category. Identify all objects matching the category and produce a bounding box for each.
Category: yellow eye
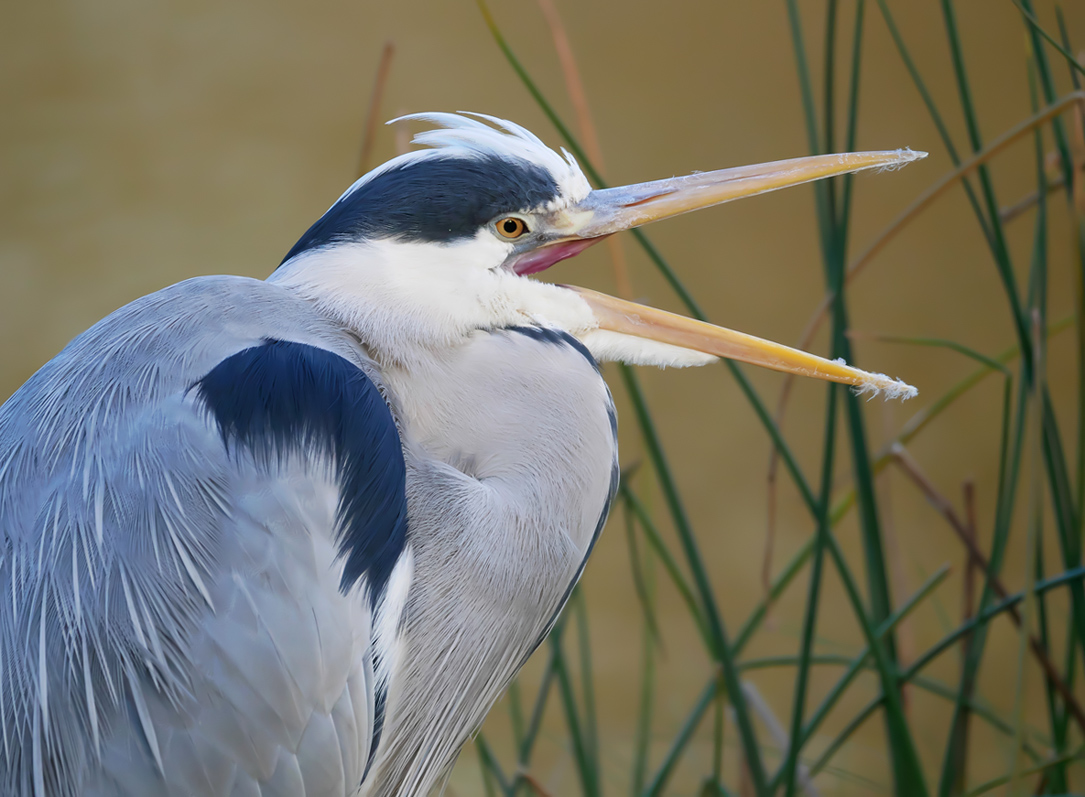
[495,217,528,239]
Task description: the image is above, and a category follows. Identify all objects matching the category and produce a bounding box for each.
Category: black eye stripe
[280,155,559,264]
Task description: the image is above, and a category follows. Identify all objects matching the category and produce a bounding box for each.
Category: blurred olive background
[4,1,1085,793]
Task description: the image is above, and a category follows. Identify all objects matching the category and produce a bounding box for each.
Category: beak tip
[875,148,927,173]
[854,373,919,402]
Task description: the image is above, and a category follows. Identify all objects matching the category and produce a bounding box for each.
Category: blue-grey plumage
[0,278,409,795]
[0,112,921,796]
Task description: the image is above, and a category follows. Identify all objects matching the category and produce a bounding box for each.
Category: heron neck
[385,328,614,518]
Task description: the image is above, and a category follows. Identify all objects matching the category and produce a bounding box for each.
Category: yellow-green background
[3,1,1084,793]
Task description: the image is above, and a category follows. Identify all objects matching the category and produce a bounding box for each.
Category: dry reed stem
[889,445,1085,738]
[760,473,778,604]
[739,759,753,797]
[536,0,633,300]
[536,0,601,168]
[393,107,411,156]
[1073,78,1085,216]
[953,478,978,789]
[962,480,978,627]
[356,41,396,178]
[1006,86,1085,221]
[518,771,556,797]
[999,157,1066,223]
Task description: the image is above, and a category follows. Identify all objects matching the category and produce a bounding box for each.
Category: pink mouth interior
[510,237,605,276]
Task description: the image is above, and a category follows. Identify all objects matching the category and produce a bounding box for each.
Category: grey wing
[0,277,410,797]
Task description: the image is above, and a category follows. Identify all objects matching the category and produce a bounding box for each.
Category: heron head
[272,112,920,398]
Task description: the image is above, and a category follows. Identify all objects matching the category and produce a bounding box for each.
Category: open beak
[514,148,924,399]
[567,286,916,400]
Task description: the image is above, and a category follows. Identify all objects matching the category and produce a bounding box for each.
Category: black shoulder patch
[194,339,408,602]
[280,154,560,263]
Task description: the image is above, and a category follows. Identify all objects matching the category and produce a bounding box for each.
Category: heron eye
[496,217,528,239]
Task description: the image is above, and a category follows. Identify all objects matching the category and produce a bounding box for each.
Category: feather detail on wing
[0,277,411,797]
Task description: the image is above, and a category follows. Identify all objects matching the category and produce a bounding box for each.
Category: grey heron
[0,112,921,796]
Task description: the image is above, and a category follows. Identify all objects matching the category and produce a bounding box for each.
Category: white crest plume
[333,112,592,211]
